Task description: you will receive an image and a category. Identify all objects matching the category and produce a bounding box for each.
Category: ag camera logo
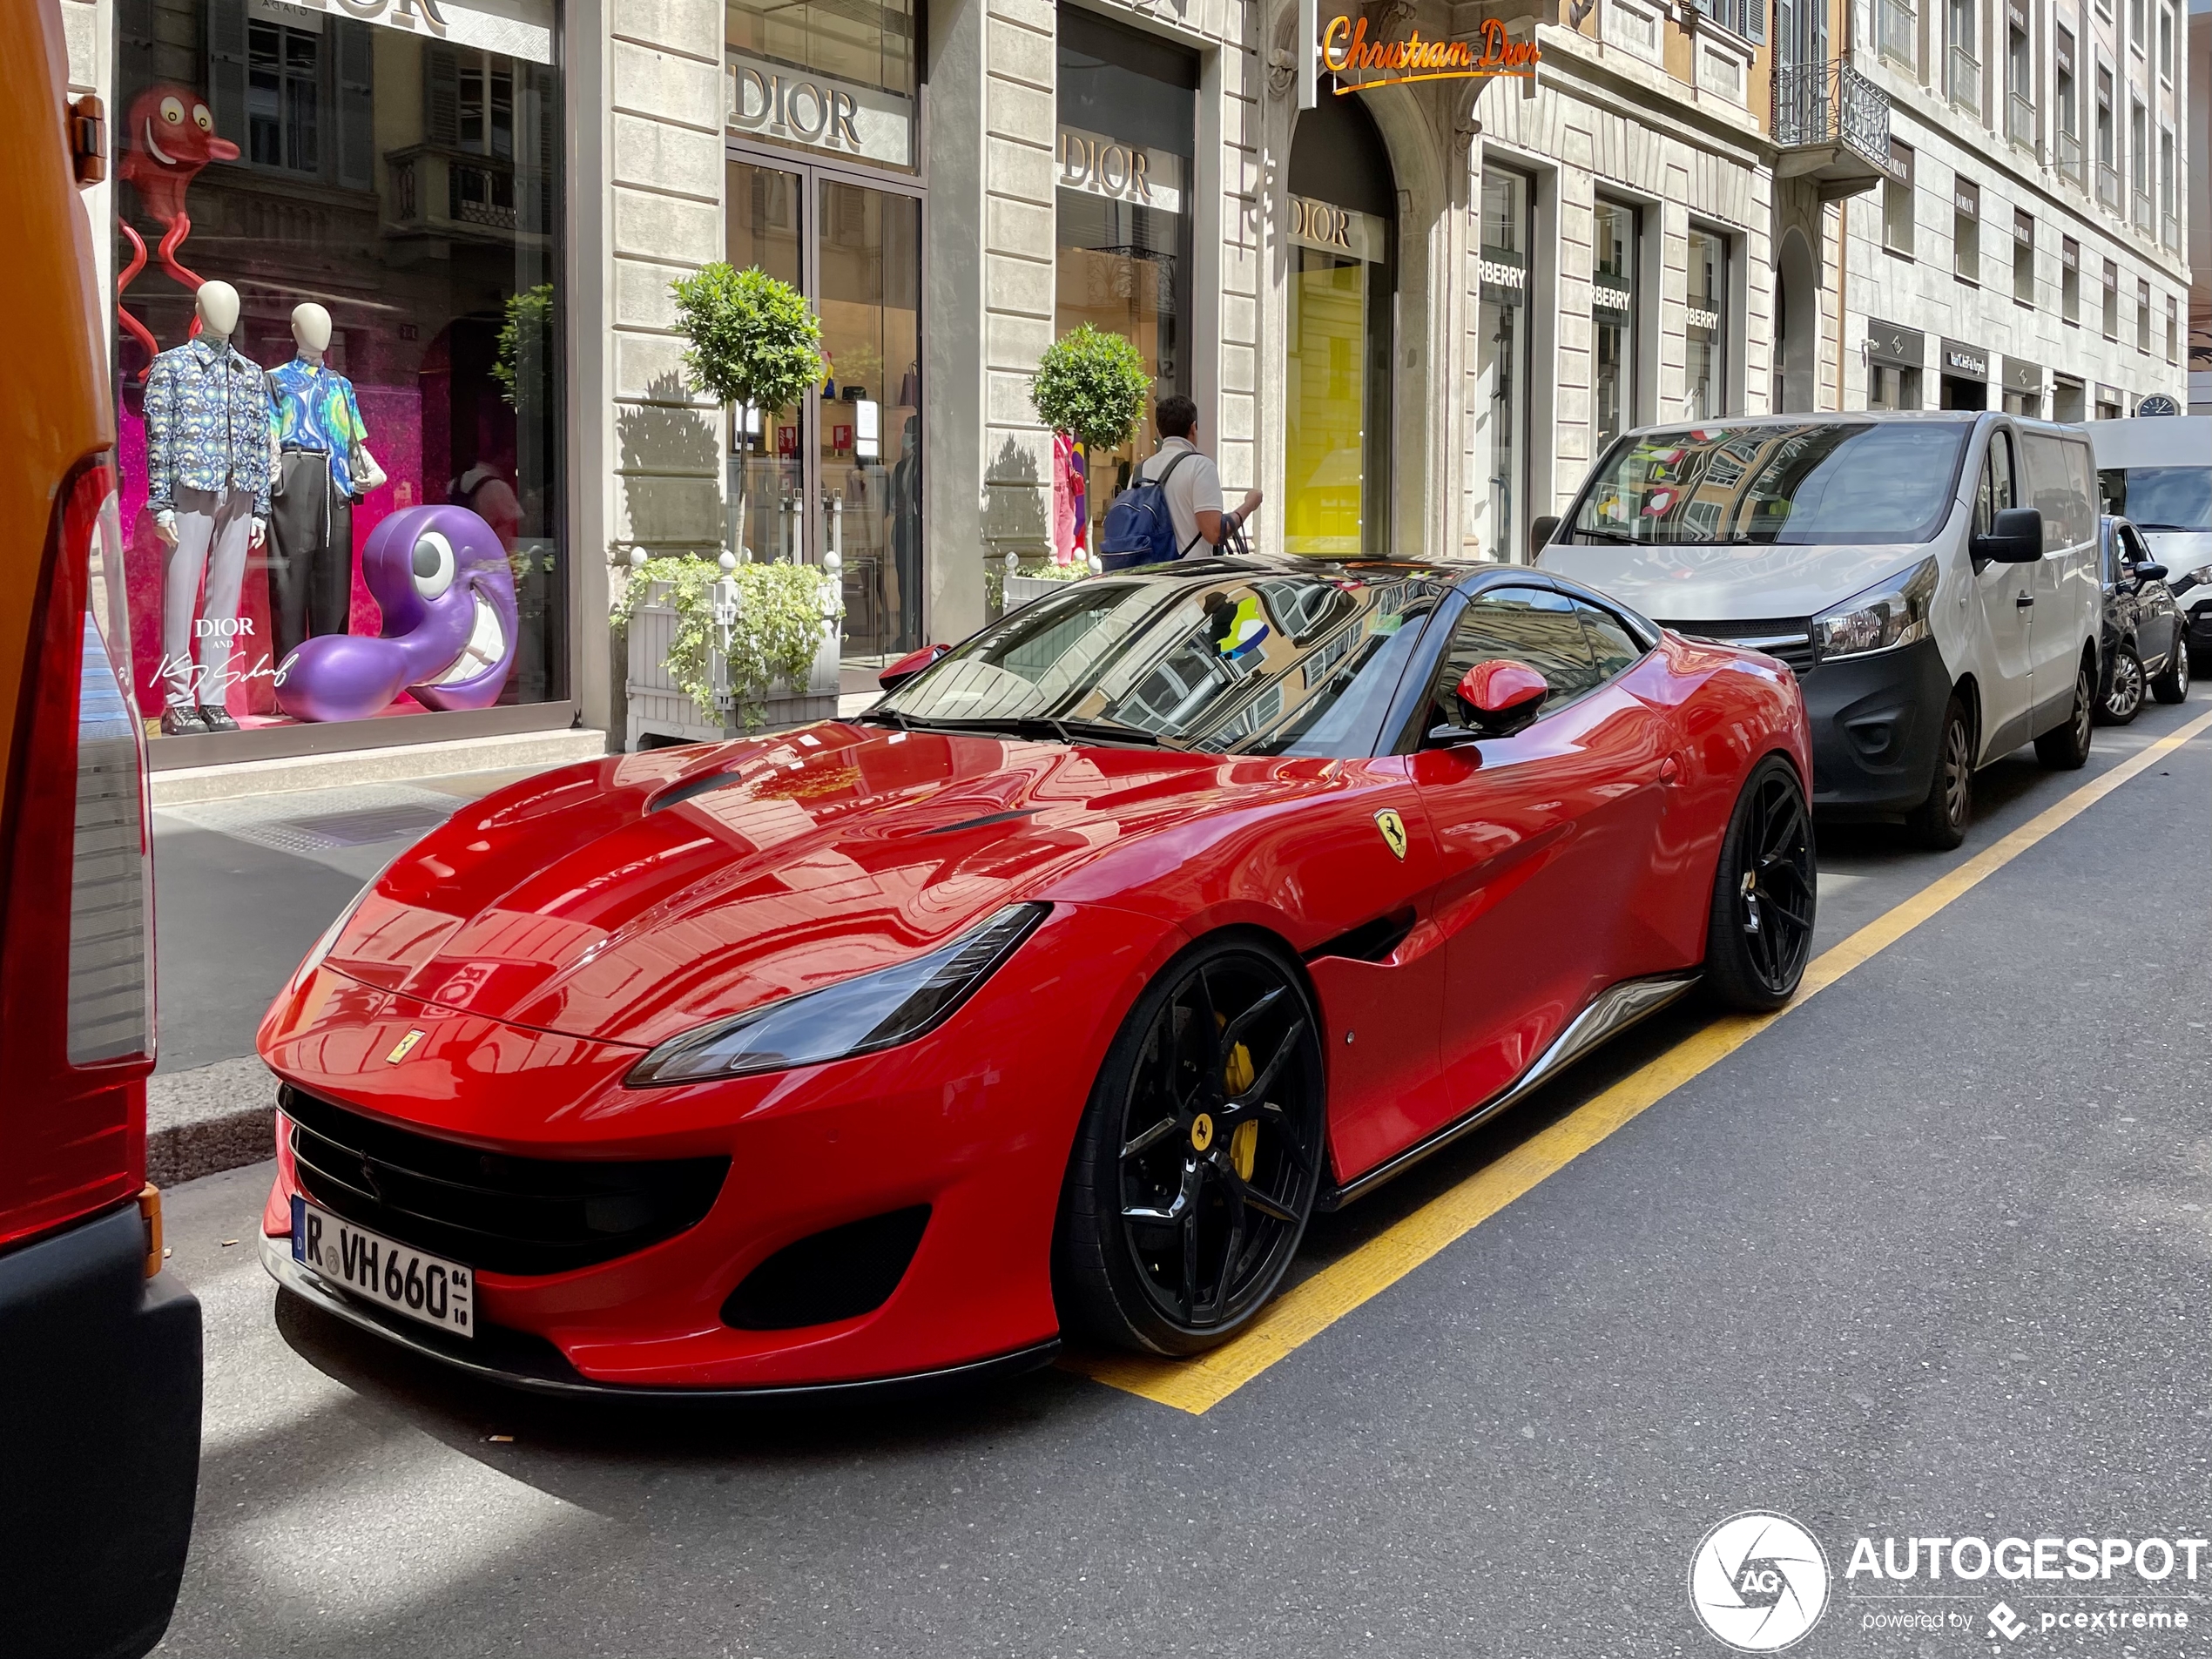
[1689,1512,1831,1651]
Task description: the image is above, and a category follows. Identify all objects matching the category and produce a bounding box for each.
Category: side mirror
[1455,658,1549,738]
[1528,515,1561,561]
[1972,506,2044,564]
[878,643,949,691]
[2136,563,2169,583]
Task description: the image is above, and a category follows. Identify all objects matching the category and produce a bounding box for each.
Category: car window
[1975,430,2017,537]
[2101,526,2122,585]
[1575,598,1645,680]
[2022,432,2096,549]
[1426,585,1602,737]
[2121,523,2152,570]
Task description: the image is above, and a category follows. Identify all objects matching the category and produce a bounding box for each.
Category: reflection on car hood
[314,724,1335,1048]
[1541,537,1948,622]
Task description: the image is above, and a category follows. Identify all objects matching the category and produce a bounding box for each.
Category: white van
[1535,412,2101,849]
[2088,415,2212,670]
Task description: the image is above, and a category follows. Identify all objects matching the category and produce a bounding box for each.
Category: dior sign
[1057,127,1185,216]
[249,0,552,61]
[727,51,914,168]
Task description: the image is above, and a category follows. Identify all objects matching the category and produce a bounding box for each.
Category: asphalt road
[152,694,2212,1658]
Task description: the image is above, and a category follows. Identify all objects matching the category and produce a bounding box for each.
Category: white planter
[624,577,841,750]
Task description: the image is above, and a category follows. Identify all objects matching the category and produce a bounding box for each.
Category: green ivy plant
[492,283,555,409]
[671,263,827,553]
[1029,325,1151,455]
[613,556,841,731]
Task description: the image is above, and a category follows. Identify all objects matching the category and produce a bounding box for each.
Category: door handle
[2016,594,2034,609]
[1658,754,1681,785]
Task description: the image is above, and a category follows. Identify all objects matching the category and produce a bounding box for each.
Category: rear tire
[2151,636,2191,704]
[1703,756,1817,1014]
[1055,936,1326,1356]
[2097,646,2144,725]
[1903,695,1973,851]
[2034,659,2094,769]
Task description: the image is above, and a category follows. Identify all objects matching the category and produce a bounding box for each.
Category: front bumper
[263,1234,1059,1400]
[2185,602,2212,658]
[1801,636,1953,818]
[0,1204,200,1659]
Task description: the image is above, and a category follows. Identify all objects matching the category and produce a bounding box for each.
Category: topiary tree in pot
[670,261,827,558]
[1029,324,1153,574]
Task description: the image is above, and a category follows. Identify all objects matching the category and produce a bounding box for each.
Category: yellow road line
[1069,708,2212,1414]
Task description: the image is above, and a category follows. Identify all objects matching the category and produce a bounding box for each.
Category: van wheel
[2151,638,2190,704]
[2034,661,2094,769]
[2097,647,2144,725]
[1904,696,1973,850]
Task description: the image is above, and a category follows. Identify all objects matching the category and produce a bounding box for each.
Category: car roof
[1070,553,1513,590]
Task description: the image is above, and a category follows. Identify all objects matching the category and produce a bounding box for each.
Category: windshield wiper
[858,707,916,730]
[1568,526,1640,545]
[909,716,1183,750]
[2132,523,2205,533]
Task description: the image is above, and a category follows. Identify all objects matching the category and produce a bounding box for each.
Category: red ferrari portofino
[259,557,1813,1393]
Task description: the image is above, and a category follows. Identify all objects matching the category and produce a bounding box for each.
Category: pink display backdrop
[117,375,425,727]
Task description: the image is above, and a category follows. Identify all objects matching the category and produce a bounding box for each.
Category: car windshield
[1568,422,1968,546]
[874,563,1446,757]
[2098,466,2212,532]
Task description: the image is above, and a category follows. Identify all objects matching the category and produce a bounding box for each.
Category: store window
[1685,226,1730,421]
[1592,199,1640,452]
[1883,140,1915,255]
[1053,9,1197,554]
[1952,177,1979,283]
[112,0,565,754]
[1475,164,1533,560]
[1285,94,1394,556]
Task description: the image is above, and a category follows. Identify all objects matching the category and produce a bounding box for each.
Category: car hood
[312,723,1335,1049]
[1541,537,1947,623]
[2141,530,2212,575]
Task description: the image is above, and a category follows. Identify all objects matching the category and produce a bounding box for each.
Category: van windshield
[2098,467,2212,533]
[1568,422,1968,546]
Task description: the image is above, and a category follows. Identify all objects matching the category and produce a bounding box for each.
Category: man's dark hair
[1156,395,1197,440]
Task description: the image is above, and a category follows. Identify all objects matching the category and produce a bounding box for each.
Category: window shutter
[334,19,374,192]
[205,0,248,152]
[424,45,461,147]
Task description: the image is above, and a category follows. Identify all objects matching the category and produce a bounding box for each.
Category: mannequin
[266,301,385,664]
[145,280,270,736]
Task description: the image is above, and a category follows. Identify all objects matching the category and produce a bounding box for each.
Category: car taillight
[0,455,155,1249]
[63,469,154,1064]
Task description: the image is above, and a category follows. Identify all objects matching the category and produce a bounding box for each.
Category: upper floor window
[246,18,318,174]
[1884,139,1917,255]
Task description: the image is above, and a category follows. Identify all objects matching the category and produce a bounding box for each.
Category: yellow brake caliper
[1224,1039,1258,1180]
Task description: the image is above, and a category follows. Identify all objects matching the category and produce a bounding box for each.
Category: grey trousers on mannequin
[162,484,254,711]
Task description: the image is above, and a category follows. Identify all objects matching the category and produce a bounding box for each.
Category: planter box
[624,577,841,750]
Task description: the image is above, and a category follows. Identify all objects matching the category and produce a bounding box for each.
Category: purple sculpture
[274,504,520,723]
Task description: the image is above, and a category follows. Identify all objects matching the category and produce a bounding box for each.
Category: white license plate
[291,1196,475,1337]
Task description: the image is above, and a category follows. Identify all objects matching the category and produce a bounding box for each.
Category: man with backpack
[1097,395,1263,570]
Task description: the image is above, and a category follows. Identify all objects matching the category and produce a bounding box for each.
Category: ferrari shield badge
[385,1028,426,1065]
[1373,808,1408,860]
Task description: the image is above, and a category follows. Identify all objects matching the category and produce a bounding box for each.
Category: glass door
[725,153,923,663]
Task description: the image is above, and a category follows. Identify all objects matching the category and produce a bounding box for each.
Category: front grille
[282,1086,729,1278]
[1660,617,1817,675]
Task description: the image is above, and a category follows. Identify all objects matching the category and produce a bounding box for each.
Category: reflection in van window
[2098,467,2212,533]
[1570,423,1968,546]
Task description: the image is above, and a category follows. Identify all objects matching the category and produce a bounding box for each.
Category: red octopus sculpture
[116,84,238,372]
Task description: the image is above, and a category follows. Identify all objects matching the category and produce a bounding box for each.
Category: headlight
[1811,557,1939,661]
[2172,564,2212,598]
[625,903,1049,1087]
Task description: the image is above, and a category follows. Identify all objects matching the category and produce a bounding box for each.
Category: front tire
[1903,694,1973,851]
[2034,659,2094,769]
[2151,635,2191,704]
[1703,756,1817,1013]
[2097,646,2144,725]
[1055,937,1327,1356]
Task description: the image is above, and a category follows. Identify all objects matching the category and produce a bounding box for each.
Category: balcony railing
[1948,44,1981,115]
[386,144,554,239]
[2006,91,2035,150]
[2057,129,2084,183]
[1773,58,1898,195]
[2096,160,2121,209]
[1878,0,1919,66]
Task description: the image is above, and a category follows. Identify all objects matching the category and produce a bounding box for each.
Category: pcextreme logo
[1689,1512,1831,1652]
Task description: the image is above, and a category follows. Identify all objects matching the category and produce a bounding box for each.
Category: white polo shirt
[1136,437,1224,557]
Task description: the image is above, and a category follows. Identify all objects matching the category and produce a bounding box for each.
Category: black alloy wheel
[2034,660,2095,769]
[2098,646,2144,725]
[2151,636,2191,704]
[1055,940,1326,1355]
[1904,694,1973,851]
[1703,756,1817,1013]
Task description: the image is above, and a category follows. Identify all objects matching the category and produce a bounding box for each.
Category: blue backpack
[1096,449,1197,568]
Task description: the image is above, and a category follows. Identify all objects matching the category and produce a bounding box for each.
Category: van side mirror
[878,643,949,691]
[1528,515,1561,560]
[1456,658,1549,737]
[1972,506,2044,565]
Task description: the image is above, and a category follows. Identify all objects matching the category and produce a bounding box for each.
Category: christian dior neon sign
[1319,14,1538,91]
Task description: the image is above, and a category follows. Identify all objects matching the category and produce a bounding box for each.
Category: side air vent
[722,1206,932,1331]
